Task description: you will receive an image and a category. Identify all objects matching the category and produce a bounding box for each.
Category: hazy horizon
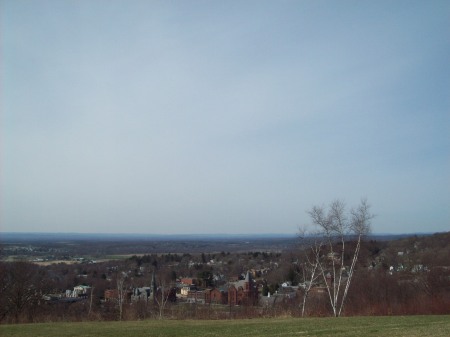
[1,1,449,235]
[0,229,447,237]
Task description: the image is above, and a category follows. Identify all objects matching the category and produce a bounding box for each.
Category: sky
[1,0,449,235]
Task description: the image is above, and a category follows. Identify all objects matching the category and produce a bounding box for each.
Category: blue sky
[1,0,449,234]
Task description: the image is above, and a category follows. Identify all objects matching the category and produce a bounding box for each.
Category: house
[66,285,91,298]
[278,286,298,299]
[180,277,198,286]
[181,285,197,297]
[104,289,119,302]
[104,288,133,302]
[260,287,298,307]
[130,287,151,302]
[186,290,206,304]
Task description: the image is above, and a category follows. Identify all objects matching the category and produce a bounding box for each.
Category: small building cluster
[179,271,259,305]
[43,285,91,303]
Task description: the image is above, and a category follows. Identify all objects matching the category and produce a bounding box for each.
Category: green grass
[1,316,449,337]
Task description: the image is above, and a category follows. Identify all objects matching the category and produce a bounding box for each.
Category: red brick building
[207,288,228,304]
[228,271,258,305]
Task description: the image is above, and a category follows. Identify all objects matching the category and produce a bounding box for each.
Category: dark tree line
[0,262,50,323]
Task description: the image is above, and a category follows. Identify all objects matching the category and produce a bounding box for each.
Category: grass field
[1,315,449,337]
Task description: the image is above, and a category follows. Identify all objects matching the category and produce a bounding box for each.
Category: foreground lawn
[1,315,449,337]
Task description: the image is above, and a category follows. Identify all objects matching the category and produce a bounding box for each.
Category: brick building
[228,271,258,305]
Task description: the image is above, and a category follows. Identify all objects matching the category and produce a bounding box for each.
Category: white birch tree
[88,286,94,318]
[154,283,171,320]
[116,274,127,321]
[297,227,320,317]
[305,198,373,317]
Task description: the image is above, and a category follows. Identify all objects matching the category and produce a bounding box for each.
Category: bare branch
[350,198,374,236]
[329,199,348,234]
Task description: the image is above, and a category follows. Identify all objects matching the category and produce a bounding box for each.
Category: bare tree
[0,262,48,323]
[116,273,127,321]
[154,283,171,320]
[88,286,95,318]
[297,227,320,317]
[0,262,10,321]
[305,198,373,317]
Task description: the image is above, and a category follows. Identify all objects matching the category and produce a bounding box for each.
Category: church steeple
[245,271,252,282]
[244,271,253,291]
